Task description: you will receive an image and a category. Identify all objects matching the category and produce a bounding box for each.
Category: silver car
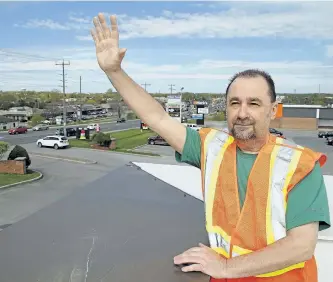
[32,124,49,131]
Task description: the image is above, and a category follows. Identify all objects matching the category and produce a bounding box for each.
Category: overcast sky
[1,1,333,94]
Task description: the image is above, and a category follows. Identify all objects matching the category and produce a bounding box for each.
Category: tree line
[0,90,332,110]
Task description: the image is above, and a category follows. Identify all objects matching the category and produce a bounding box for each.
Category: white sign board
[198,107,209,114]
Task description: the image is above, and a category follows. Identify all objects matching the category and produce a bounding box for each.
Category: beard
[230,119,256,140]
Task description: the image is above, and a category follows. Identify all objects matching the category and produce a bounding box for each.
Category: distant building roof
[0,116,13,123]
[283,104,324,108]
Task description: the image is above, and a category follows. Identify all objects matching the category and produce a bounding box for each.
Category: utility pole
[319,84,321,95]
[180,87,184,122]
[56,59,70,133]
[141,82,151,92]
[79,76,83,121]
[168,84,176,95]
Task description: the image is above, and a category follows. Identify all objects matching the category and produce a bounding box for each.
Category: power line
[141,82,151,92]
[168,84,176,95]
[56,59,70,132]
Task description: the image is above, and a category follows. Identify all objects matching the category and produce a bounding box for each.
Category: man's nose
[237,105,249,119]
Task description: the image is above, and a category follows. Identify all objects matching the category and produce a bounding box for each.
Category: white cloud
[1,49,333,94]
[15,2,333,40]
[327,45,333,57]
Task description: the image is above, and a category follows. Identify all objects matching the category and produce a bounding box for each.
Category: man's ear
[271,102,278,120]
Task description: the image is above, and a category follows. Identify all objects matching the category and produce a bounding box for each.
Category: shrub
[0,141,9,160]
[91,132,111,147]
[127,112,137,120]
[7,145,31,167]
[208,112,225,121]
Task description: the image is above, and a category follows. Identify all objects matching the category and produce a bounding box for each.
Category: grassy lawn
[69,129,159,156]
[0,170,40,187]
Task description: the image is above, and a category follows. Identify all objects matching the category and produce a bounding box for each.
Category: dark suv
[117,118,126,123]
[55,127,76,137]
[318,131,327,138]
[147,135,169,146]
[269,128,284,138]
[325,131,333,139]
[327,137,333,146]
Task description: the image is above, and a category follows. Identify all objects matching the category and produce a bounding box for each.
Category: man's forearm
[107,69,167,130]
[226,235,313,279]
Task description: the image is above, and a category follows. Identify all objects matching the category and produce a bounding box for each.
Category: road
[0,148,182,228]
[0,120,140,145]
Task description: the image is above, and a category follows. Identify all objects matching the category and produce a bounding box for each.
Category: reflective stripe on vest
[202,130,306,277]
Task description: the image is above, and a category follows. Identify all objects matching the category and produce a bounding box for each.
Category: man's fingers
[98,13,111,38]
[182,247,202,255]
[110,15,118,33]
[93,16,104,42]
[174,254,205,266]
[181,264,203,273]
[91,29,98,44]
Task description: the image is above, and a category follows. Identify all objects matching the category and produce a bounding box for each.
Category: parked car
[32,124,49,131]
[327,137,333,146]
[269,128,285,138]
[55,127,76,137]
[147,135,169,146]
[36,135,69,150]
[186,123,201,131]
[325,131,333,139]
[8,126,28,135]
[117,118,126,123]
[318,131,328,138]
[87,124,98,130]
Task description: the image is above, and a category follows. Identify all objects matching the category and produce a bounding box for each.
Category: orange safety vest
[198,128,327,282]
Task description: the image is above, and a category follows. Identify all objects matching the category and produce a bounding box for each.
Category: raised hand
[91,13,127,74]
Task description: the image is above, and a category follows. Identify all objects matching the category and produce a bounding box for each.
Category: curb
[30,153,97,164]
[0,169,43,190]
[43,119,140,130]
[73,147,162,158]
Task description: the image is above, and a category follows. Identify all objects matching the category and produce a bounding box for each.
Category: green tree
[31,114,44,126]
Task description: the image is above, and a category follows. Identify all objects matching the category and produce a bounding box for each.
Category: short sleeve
[286,162,331,232]
[175,127,201,168]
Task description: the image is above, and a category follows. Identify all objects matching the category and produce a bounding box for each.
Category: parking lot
[134,128,333,175]
[282,129,333,175]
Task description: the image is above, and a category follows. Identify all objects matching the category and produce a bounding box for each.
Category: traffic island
[69,129,160,157]
[0,169,43,189]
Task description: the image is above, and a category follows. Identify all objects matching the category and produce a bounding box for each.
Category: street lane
[0,120,140,145]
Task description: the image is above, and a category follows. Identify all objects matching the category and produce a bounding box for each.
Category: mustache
[233,119,254,126]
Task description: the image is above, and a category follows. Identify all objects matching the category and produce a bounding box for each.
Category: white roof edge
[132,162,333,282]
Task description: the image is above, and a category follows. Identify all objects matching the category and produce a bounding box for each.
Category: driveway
[0,146,183,229]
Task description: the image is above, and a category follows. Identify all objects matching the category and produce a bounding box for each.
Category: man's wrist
[105,68,123,81]
[225,258,236,279]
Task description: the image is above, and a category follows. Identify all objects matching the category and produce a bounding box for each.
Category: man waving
[91,13,331,282]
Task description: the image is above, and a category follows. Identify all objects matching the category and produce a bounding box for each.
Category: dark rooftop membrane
[0,163,209,282]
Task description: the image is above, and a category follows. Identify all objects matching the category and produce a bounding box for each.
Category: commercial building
[270,104,333,130]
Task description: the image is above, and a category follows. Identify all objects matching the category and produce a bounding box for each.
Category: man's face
[226,76,277,141]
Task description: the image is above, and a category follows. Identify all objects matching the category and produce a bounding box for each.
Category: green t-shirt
[175,127,331,232]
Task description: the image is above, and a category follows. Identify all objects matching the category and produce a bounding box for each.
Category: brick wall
[270,118,318,130]
[0,160,26,174]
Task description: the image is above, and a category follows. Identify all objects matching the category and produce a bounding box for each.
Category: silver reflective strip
[203,131,230,206]
[208,232,230,254]
[270,142,296,241]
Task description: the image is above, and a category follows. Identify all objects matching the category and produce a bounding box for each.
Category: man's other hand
[174,243,228,279]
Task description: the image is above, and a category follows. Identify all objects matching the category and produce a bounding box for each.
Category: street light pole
[180,87,184,122]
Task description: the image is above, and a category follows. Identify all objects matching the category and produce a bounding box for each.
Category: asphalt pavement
[0,120,140,145]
